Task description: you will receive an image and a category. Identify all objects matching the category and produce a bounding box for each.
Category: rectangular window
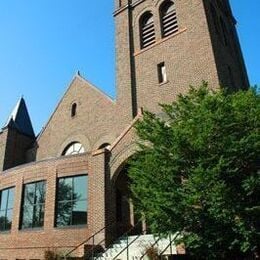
[157,62,167,84]
[21,181,46,229]
[56,175,88,227]
[0,187,14,232]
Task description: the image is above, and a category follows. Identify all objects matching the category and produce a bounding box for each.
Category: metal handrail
[159,233,179,257]
[86,221,142,260]
[139,235,161,260]
[64,221,115,259]
[94,220,142,260]
[112,224,147,260]
[140,233,179,259]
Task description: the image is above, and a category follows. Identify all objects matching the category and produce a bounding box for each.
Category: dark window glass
[56,175,88,227]
[157,62,167,83]
[160,1,178,38]
[0,187,15,232]
[74,176,87,200]
[71,103,77,117]
[21,181,46,229]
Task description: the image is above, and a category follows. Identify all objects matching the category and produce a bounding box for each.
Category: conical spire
[3,97,35,137]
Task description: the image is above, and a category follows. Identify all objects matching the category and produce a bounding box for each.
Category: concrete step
[93,234,177,259]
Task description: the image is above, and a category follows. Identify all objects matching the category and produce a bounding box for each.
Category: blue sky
[0,1,259,134]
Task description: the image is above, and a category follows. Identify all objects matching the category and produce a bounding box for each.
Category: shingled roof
[3,97,35,137]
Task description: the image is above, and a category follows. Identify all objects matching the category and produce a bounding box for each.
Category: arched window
[140,12,156,49]
[160,1,178,38]
[62,142,85,156]
[98,143,111,149]
[71,103,77,117]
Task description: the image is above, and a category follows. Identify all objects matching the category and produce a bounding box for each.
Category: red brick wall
[0,153,107,260]
[0,1,250,259]
[115,0,249,116]
[0,130,8,172]
[35,76,120,162]
[0,128,34,172]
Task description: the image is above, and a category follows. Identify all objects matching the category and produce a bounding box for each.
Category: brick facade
[0,154,90,259]
[0,0,249,259]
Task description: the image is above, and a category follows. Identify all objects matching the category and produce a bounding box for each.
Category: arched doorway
[114,164,143,236]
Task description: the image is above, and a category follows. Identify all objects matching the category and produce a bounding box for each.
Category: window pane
[63,142,85,156]
[22,205,34,229]
[73,176,87,200]
[0,188,14,231]
[7,188,14,209]
[5,209,12,230]
[35,182,46,204]
[74,143,81,151]
[162,65,167,82]
[158,62,167,83]
[0,210,6,231]
[79,146,85,153]
[72,200,87,225]
[33,205,44,228]
[56,175,88,227]
[66,145,74,155]
[58,178,73,202]
[56,201,72,227]
[21,182,46,229]
[0,190,8,211]
[24,183,35,206]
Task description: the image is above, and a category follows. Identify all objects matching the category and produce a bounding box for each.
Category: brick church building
[0,0,249,259]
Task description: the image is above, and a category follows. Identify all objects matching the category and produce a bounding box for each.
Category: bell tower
[203,0,249,90]
[114,0,249,120]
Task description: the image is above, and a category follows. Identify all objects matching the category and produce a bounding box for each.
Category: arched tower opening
[112,162,143,237]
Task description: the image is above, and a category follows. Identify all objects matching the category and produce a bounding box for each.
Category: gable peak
[3,97,35,137]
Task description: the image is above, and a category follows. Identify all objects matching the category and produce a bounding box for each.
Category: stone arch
[154,0,167,7]
[159,0,179,38]
[133,4,154,27]
[58,134,91,157]
[92,134,117,151]
[110,142,139,183]
[133,4,162,51]
[110,148,142,236]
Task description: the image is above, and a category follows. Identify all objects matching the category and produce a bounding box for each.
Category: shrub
[143,245,161,260]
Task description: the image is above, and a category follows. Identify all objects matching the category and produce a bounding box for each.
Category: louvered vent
[161,1,178,38]
[140,13,156,49]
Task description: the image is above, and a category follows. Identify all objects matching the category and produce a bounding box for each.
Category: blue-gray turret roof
[3,97,35,137]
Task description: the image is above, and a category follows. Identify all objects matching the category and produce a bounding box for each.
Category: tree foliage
[129,83,260,259]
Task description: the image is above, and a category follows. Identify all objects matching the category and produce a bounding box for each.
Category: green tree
[129,83,260,259]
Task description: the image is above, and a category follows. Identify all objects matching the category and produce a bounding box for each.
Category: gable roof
[3,97,35,137]
[36,73,115,141]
